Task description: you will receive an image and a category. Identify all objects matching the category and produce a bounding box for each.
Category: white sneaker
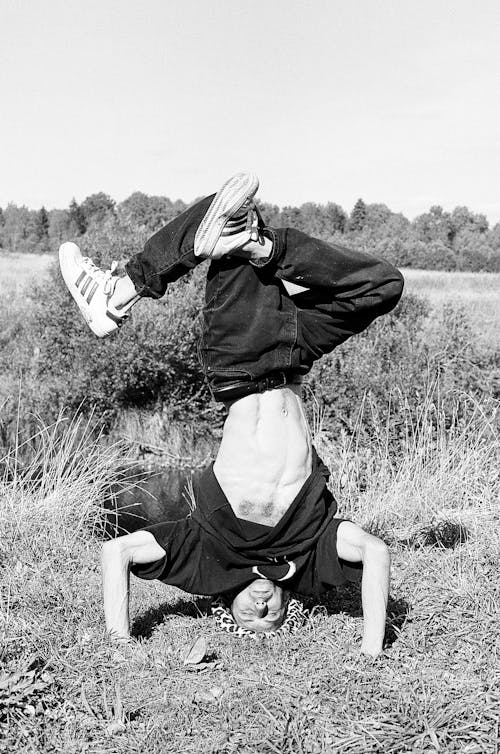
[59,242,133,337]
[208,203,263,259]
[194,172,259,259]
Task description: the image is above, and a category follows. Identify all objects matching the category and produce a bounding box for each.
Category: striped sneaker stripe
[75,271,86,287]
[221,221,248,236]
[86,281,98,303]
[225,215,248,226]
[221,227,248,238]
[80,276,92,296]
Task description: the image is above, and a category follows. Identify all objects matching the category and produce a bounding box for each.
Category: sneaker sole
[59,243,114,337]
[195,172,259,257]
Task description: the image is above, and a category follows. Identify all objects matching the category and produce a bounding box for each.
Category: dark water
[105,466,201,536]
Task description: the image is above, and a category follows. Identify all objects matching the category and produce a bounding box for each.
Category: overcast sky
[2,0,500,222]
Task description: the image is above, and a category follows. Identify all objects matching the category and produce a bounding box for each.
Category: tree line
[1,191,499,271]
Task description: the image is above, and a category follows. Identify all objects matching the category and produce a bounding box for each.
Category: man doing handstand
[60,173,404,654]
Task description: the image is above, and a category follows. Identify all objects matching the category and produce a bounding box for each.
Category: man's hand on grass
[360,642,383,659]
[108,631,135,645]
[345,642,383,662]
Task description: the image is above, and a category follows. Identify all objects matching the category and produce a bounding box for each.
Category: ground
[0,253,499,752]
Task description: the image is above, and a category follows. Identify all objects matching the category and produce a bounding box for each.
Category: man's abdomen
[213,387,312,526]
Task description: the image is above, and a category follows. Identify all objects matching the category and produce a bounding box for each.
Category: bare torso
[213,385,312,526]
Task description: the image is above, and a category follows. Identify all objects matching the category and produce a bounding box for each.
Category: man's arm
[101,531,166,641]
[336,521,391,658]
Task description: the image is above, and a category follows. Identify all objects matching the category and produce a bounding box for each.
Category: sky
[2,0,500,223]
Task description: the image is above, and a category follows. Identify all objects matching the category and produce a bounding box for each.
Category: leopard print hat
[210,596,310,637]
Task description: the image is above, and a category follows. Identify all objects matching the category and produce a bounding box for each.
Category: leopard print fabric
[210,596,309,638]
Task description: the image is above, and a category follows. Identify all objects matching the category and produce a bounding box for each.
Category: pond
[105,466,202,537]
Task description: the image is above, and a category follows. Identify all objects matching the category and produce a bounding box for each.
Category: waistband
[211,370,302,403]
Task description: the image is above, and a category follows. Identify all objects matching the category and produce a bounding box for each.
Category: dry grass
[1,259,499,750]
[1,391,499,752]
[111,408,217,468]
[0,252,54,295]
[316,389,500,532]
[403,268,500,350]
[2,254,498,344]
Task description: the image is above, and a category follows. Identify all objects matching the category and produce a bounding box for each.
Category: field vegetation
[0,243,499,751]
[2,189,500,272]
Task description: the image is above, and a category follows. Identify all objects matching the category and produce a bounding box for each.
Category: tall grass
[111,406,217,468]
[0,252,54,296]
[1,387,499,751]
[314,385,500,534]
[403,268,500,350]
[0,409,129,549]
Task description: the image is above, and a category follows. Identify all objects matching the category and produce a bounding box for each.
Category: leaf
[209,685,224,699]
[194,690,219,705]
[106,720,126,736]
[183,636,207,665]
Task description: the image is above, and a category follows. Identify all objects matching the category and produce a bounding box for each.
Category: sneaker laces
[247,208,264,244]
[81,258,119,296]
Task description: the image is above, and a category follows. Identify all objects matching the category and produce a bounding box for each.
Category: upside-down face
[231,578,290,633]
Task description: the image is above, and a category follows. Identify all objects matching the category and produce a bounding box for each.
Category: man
[60,173,404,654]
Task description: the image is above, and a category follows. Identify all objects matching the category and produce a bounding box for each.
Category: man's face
[231,578,289,633]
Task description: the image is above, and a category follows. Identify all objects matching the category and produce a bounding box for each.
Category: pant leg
[122,194,294,386]
[200,228,403,390]
[264,227,404,361]
[125,199,403,388]
[125,195,215,298]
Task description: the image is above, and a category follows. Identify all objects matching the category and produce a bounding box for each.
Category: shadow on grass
[132,585,410,646]
[301,582,410,648]
[384,596,411,647]
[131,596,212,640]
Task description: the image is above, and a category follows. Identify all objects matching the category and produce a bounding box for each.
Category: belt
[212,371,301,403]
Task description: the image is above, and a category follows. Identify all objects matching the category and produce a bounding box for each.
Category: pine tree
[69,198,87,235]
[350,198,367,231]
[326,203,347,234]
[36,206,50,239]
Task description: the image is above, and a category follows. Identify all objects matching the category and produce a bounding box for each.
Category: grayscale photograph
[1,1,499,751]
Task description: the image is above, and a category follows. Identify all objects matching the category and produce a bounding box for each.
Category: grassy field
[1,253,499,342]
[1,253,499,752]
[403,268,500,350]
[0,252,54,295]
[1,400,498,753]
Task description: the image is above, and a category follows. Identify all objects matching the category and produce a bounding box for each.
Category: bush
[0,258,213,445]
[1,250,498,463]
[305,292,499,455]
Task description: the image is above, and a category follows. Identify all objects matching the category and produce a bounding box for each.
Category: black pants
[126,194,404,393]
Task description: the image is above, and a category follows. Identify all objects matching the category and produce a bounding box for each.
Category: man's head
[211,581,309,637]
[230,578,290,633]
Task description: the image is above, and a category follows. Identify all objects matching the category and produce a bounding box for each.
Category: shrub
[0,257,213,448]
[1,249,498,464]
[305,292,499,455]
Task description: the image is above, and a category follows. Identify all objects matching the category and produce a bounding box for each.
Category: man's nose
[254,599,268,618]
